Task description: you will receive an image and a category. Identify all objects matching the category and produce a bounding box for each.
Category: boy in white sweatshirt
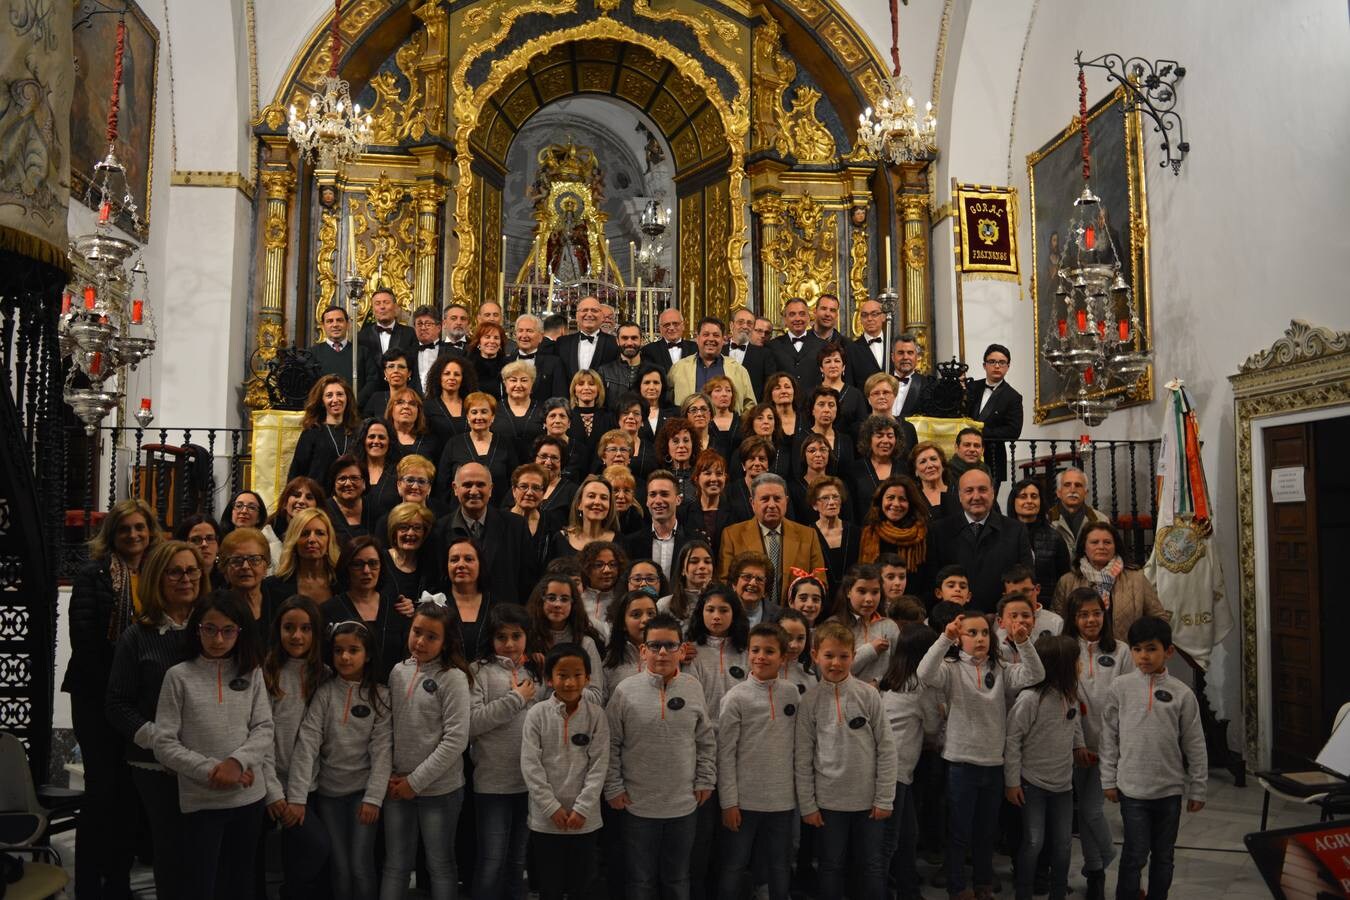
[1100,617,1206,900]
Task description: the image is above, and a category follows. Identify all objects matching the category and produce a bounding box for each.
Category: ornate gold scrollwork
[315,206,339,325]
[750,13,795,154]
[764,193,837,309]
[706,180,731,322]
[849,224,869,303]
[364,4,450,147]
[775,86,837,164]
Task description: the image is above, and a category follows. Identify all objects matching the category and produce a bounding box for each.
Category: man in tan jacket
[668,315,757,412]
[718,473,826,603]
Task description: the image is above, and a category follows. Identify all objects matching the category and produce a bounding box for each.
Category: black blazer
[620,520,693,571]
[924,510,1033,613]
[964,380,1025,480]
[435,433,517,506]
[509,351,566,401]
[61,559,121,698]
[897,372,932,418]
[311,340,356,383]
[555,330,619,380]
[357,322,416,406]
[424,394,469,445]
[429,507,538,601]
[567,406,618,471]
[677,499,735,555]
[724,343,770,403]
[640,339,697,372]
[767,332,828,392]
[844,335,888,388]
[817,519,862,594]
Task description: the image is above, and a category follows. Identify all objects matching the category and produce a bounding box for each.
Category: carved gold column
[413,182,446,310]
[245,166,296,409]
[751,193,785,327]
[899,192,933,370]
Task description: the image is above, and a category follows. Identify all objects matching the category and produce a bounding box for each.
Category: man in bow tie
[723,307,769,401]
[768,297,827,391]
[640,307,696,374]
[889,332,931,418]
[844,298,890,389]
[555,295,618,379]
[441,303,471,353]
[356,288,414,408]
[411,304,453,395]
[508,313,566,400]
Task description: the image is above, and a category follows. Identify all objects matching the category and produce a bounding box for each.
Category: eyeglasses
[224,554,266,568]
[165,566,202,581]
[349,559,380,570]
[513,482,544,493]
[199,623,240,640]
[737,573,767,584]
[394,523,426,533]
[232,501,260,512]
[335,474,365,484]
[186,534,217,545]
[984,358,1010,367]
[628,573,660,585]
[644,640,680,653]
[400,476,430,487]
[860,309,884,318]
[542,593,572,605]
[589,560,619,570]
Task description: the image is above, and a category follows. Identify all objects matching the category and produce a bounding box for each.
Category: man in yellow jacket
[667,315,758,412]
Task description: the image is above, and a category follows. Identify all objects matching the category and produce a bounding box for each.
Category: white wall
[834,0,1350,744]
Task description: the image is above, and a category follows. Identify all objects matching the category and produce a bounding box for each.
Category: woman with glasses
[64,498,163,899]
[548,474,619,559]
[173,513,225,589]
[436,390,517,507]
[221,490,267,537]
[602,464,645,535]
[497,360,544,461]
[576,539,627,636]
[424,355,477,444]
[386,387,439,462]
[621,558,669,603]
[373,454,442,538]
[322,535,409,683]
[509,463,552,574]
[218,527,271,621]
[262,507,340,622]
[354,418,399,520]
[105,539,209,899]
[325,454,372,546]
[384,501,438,606]
[811,477,860,592]
[532,435,579,534]
[789,433,841,523]
[796,385,856,478]
[680,394,713,456]
[615,392,658,482]
[289,374,359,483]
[263,477,326,573]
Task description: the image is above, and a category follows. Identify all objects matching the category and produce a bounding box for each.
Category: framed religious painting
[1027,85,1153,424]
[71,2,159,240]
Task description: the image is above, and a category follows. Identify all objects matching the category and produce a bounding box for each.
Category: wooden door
[1264,423,1323,766]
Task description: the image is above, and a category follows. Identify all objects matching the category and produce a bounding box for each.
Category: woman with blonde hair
[386,386,438,461]
[289,374,358,482]
[385,500,438,604]
[262,506,340,617]
[602,463,645,533]
[498,359,544,459]
[105,539,208,898]
[548,473,619,557]
[703,375,741,459]
[568,369,616,464]
[63,497,162,898]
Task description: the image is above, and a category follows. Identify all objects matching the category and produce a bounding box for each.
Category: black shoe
[1083,869,1106,900]
[1034,870,1051,895]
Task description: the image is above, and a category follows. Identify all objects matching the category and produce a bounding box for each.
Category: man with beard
[811,293,849,346]
[441,303,471,354]
[725,307,769,402]
[598,321,646,411]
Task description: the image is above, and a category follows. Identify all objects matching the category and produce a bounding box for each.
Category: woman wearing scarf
[1052,521,1167,640]
[857,475,930,577]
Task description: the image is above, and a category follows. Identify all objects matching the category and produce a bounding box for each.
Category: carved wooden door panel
[1264,423,1323,766]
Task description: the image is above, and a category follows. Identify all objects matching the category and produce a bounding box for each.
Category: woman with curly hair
[858,474,930,573]
[289,374,359,483]
[424,354,477,443]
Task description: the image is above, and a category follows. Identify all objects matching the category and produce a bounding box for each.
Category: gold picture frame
[1028,85,1153,424]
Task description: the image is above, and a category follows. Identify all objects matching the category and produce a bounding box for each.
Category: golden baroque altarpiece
[245,0,938,407]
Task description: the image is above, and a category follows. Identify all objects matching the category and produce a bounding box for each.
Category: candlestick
[629,241,636,283]
[132,299,144,324]
[884,235,892,286]
[84,286,96,309]
[62,292,72,314]
[346,203,356,275]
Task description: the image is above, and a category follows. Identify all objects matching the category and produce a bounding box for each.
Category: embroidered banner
[954,183,1020,282]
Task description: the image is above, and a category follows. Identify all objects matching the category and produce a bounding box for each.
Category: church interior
[0,0,1348,897]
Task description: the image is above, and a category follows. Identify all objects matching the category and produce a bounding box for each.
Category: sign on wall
[953,182,1020,282]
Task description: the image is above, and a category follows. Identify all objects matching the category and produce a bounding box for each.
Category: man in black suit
[725,307,769,402]
[619,470,690,580]
[510,312,567,400]
[844,298,888,389]
[767,297,827,391]
[598,321,646,409]
[441,303,471,355]
[430,462,538,599]
[356,289,415,408]
[540,313,567,355]
[410,304,457,396]
[639,307,697,373]
[890,332,932,418]
[964,342,1024,486]
[811,293,850,346]
[310,305,356,383]
[925,468,1032,613]
[554,295,618,380]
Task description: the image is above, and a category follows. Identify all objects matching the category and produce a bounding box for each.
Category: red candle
[89,352,101,375]
[83,286,96,309]
[140,397,152,411]
[1057,319,1067,339]
[62,292,72,314]
[1083,366,1095,386]
[132,300,143,324]
[99,200,111,224]
[1084,225,1096,250]
[1096,319,1107,339]
[1118,319,1129,341]
[1075,309,1088,333]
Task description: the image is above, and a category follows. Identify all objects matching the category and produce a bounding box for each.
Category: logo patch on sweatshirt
[1098,655,1115,668]
[984,671,996,689]
[729,666,746,680]
[423,679,438,694]
[1066,707,1077,720]
[1154,689,1173,703]
[571,733,591,746]
[784,704,797,716]
[848,716,867,730]
[796,683,807,694]
[667,696,686,711]
[228,677,250,692]
[351,705,371,718]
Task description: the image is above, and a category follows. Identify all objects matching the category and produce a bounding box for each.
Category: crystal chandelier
[636,199,669,282]
[1040,66,1150,426]
[856,0,937,164]
[288,0,372,169]
[61,14,157,435]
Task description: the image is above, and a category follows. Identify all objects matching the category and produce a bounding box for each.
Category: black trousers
[529,830,598,900]
[71,690,139,899]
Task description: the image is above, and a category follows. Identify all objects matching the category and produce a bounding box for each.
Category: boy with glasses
[605,612,716,900]
[963,343,1024,488]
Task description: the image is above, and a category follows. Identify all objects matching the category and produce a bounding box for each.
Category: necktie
[970,521,983,539]
[419,342,438,352]
[866,337,883,345]
[376,325,394,336]
[468,519,482,540]
[579,333,595,343]
[765,529,782,599]
[331,341,342,351]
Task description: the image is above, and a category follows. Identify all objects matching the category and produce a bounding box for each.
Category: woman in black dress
[435,391,517,506]
[497,360,544,460]
[468,322,508,399]
[654,417,698,499]
[726,436,773,522]
[703,375,741,460]
[567,369,617,469]
[854,414,902,523]
[423,354,476,444]
[383,501,438,605]
[386,387,440,463]
[508,462,554,575]
[910,440,955,520]
[679,449,733,554]
[635,365,675,444]
[288,374,358,483]
[262,476,325,571]
[796,385,855,478]
[325,453,373,547]
[321,535,410,683]
[220,490,267,538]
[817,342,868,437]
[811,476,860,592]
[616,392,658,481]
[173,513,226,589]
[531,434,578,533]
[765,371,806,441]
[732,402,792,479]
[355,418,400,520]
